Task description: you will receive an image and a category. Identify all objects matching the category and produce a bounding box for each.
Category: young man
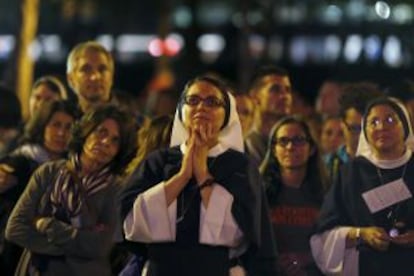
[245,65,292,168]
[325,82,383,181]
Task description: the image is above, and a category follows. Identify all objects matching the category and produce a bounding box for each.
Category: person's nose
[195,100,208,109]
[285,141,295,150]
[56,126,65,137]
[89,69,102,80]
[376,120,387,130]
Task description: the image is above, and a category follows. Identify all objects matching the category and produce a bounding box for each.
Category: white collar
[364,149,412,169]
[180,142,227,157]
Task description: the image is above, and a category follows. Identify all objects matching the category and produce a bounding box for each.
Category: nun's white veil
[170,86,244,154]
[356,97,414,169]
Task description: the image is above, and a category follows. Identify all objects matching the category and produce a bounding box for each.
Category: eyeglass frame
[366,115,400,130]
[343,121,362,133]
[182,94,225,108]
[273,135,310,148]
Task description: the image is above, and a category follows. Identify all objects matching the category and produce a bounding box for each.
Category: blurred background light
[96,34,114,52]
[198,2,231,26]
[0,35,15,60]
[322,5,343,24]
[268,36,284,61]
[344,34,363,63]
[248,34,265,59]
[383,35,402,67]
[364,35,381,62]
[392,4,413,24]
[173,5,192,28]
[28,39,41,61]
[148,38,163,57]
[197,33,225,63]
[375,1,391,19]
[290,36,307,65]
[345,0,366,21]
[323,35,342,62]
[117,34,154,53]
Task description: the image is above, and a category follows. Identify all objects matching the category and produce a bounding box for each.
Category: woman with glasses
[311,97,414,275]
[120,75,277,276]
[260,116,328,276]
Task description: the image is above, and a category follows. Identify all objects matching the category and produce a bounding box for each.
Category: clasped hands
[179,124,216,185]
[0,164,17,193]
[356,226,414,251]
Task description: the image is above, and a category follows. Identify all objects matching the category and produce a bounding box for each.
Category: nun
[311,97,414,275]
[120,75,277,276]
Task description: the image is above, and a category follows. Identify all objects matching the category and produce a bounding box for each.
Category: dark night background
[1,0,413,104]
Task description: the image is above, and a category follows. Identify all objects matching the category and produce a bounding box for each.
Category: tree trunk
[16,0,39,120]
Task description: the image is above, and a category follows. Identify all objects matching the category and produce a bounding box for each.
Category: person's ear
[67,72,75,91]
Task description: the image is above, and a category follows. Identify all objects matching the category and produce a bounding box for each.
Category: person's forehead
[236,95,251,104]
[277,123,304,136]
[77,49,111,64]
[33,84,55,95]
[187,81,223,97]
[98,118,120,131]
[260,74,290,86]
[345,108,362,120]
[367,104,398,117]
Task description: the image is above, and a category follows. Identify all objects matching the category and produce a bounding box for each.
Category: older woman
[311,97,414,275]
[260,116,327,276]
[121,75,277,276]
[5,105,137,276]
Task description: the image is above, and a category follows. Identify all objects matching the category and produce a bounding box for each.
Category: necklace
[175,157,218,224]
[376,163,408,237]
[175,185,200,224]
[375,163,408,185]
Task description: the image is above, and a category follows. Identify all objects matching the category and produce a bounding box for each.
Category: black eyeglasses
[367,115,399,129]
[274,136,309,147]
[183,95,225,108]
[344,122,362,133]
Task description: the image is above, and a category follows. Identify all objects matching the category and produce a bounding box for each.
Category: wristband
[356,228,363,249]
[356,227,361,239]
[199,178,215,191]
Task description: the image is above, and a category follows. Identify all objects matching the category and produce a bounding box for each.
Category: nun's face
[365,104,405,156]
[181,80,226,136]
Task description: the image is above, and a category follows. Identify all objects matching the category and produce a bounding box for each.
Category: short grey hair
[66,41,114,74]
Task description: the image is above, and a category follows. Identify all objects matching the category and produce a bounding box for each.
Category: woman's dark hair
[363,97,410,140]
[32,75,68,99]
[260,115,328,205]
[68,105,138,174]
[249,65,289,92]
[339,82,384,120]
[177,75,231,129]
[20,100,80,145]
[126,115,173,175]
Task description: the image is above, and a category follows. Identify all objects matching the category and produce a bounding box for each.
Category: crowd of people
[1,40,414,276]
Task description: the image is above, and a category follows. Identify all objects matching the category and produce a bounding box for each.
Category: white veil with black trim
[170,91,244,154]
[356,97,414,169]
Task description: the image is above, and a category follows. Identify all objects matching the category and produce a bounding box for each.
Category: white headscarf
[356,97,414,169]
[170,87,244,156]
